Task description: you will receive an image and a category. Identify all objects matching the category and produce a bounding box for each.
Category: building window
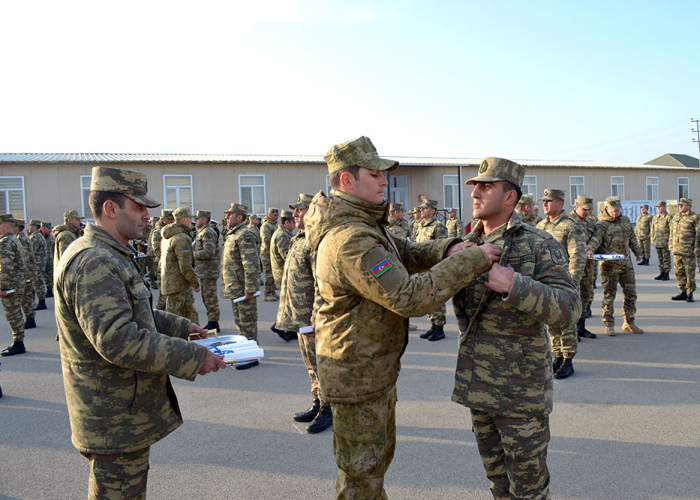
[569,176,585,205]
[443,175,459,210]
[239,175,266,215]
[611,176,624,199]
[646,177,659,201]
[163,175,193,210]
[678,177,689,199]
[522,175,537,199]
[0,177,26,220]
[80,175,94,220]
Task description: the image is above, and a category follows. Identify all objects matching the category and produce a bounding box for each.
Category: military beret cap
[466,157,525,188]
[324,136,398,174]
[40,221,52,229]
[224,203,248,215]
[248,213,260,220]
[575,195,593,209]
[289,194,314,210]
[268,207,279,215]
[64,210,85,221]
[680,198,693,205]
[519,193,535,204]
[194,210,211,219]
[540,189,565,202]
[172,207,193,220]
[90,166,160,209]
[657,201,666,207]
[280,209,294,219]
[0,214,16,224]
[420,199,439,210]
[29,219,42,227]
[389,203,404,212]
[641,204,649,209]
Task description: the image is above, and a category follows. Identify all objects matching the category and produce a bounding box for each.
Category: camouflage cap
[324,136,398,174]
[289,193,314,210]
[389,202,404,212]
[172,207,193,220]
[574,195,593,209]
[268,207,279,215]
[539,189,565,202]
[40,221,52,229]
[466,157,524,187]
[150,216,159,222]
[519,193,535,204]
[224,203,248,215]
[14,218,26,226]
[29,219,42,227]
[447,208,457,214]
[90,166,160,208]
[657,200,667,207]
[249,213,260,220]
[194,210,211,219]
[412,206,421,214]
[641,204,649,209]
[0,214,16,224]
[280,209,294,219]
[420,199,439,210]
[605,196,622,211]
[161,209,174,219]
[680,198,693,205]
[64,209,85,221]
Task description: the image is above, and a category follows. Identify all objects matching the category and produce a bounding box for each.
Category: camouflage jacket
[386,217,410,239]
[536,212,587,285]
[0,232,27,290]
[29,230,48,272]
[55,224,207,454]
[247,222,261,251]
[44,232,56,271]
[276,231,321,332]
[160,222,199,294]
[17,230,37,283]
[53,223,81,268]
[193,225,220,280]
[651,212,672,247]
[415,217,448,243]
[635,213,652,239]
[669,210,700,256]
[452,212,580,418]
[517,210,542,226]
[270,225,293,287]
[221,221,261,299]
[260,217,278,259]
[134,224,151,256]
[446,217,466,239]
[305,190,491,404]
[588,212,642,274]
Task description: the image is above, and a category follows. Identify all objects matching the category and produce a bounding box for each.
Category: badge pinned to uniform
[372,259,392,278]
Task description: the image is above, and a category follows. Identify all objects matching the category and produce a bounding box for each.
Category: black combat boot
[307,406,333,434]
[45,289,54,298]
[654,271,664,280]
[271,323,296,342]
[554,358,574,379]
[34,300,47,311]
[645,258,650,266]
[234,360,259,370]
[662,272,670,281]
[420,324,436,339]
[687,293,695,303]
[203,321,220,332]
[1,341,26,357]
[24,317,36,329]
[552,356,564,374]
[428,325,445,341]
[577,318,596,339]
[294,398,320,422]
[672,291,688,301]
[585,305,592,318]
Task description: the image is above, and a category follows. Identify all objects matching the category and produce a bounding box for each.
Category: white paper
[233,291,261,303]
[589,253,625,261]
[298,325,314,334]
[193,334,265,366]
[4,289,16,294]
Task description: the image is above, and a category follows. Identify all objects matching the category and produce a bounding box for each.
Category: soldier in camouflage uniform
[260,207,279,301]
[536,188,586,379]
[151,209,174,309]
[415,199,450,341]
[305,136,501,499]
[193,210,221,332]
[453,157,580,500]
[516,193,542,226]
[160,207,200,324]
[144,216,159,287]
[386,202,410,239]
[445,208,465,239]
[133,217,151,276]
[247,213,261,250]
[53,210,84,269]
[0,214,28,356]
[14,220,38,329]
[669,197,700,302]
[651,200,672,281]
[570,195,598,340]
[636,204,652,266]
[587,196,644,335]
[54,165,224,499]
[41,222,55,298]
[28,219,48,311]
[270,209,295,289]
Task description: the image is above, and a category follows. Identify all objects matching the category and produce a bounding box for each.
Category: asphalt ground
[1,257,700,500]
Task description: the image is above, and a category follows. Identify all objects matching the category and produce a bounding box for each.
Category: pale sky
[2,0,699,164]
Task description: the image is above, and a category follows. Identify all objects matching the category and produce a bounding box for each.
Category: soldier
[636,204,652,266]
[247,213,261,251]
[270,209,295,289]
[536,189,586,379]
[651,200,672,281]
[386,203,410,239]
[452,157,580,500]
[193,210,221,332]
[305,136,500,498]
[415,199,449,341]
[144,216,159,286]
[14,220,38,329]
[669,198,700,302]
[409,206,421,240]
[0,214,28,356]
[260,207,279,301]
[221,203,261,369]
[587,196,644,335]
[570,195,598,340]
[28,219,48,311]
[54,165,224,499]
[151,209,174,308]
[133,215,151,276]
[516,193,542,226]
[160,207,200,324]
[41,222,55,298]
[445,208,465,239]
[53,210,84,269]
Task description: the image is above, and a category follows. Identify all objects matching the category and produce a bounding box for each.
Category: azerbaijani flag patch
[372,259,392,278]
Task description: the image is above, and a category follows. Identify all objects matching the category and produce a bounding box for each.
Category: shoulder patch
[549,242,567,265]
[361,246,403,293]
[371,259,392,277]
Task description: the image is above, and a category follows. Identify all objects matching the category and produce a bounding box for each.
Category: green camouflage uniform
[247,222,261,251]
[386,216,410,239]
[53,223,81,269]
[669,209,700,294]
[0,232,27,343]
[445,217,465,239]
[193,225,221,323]
[221,219,261,341]
[43,229,55,294]
[260,216,278,297]
[414,217,449,327]
[651,211,672,273]
[29,229,47,302]
[570,209,596,319]
[453,212,580,500]
[160,222,199,324]
[17,230,37,319]
[517,210,542,226]
[133,224,151,276]
[150,221,166,310]
[635,212,652,260]
[537,212,586,359]
[305,189,491,499]
[270,225,293,289]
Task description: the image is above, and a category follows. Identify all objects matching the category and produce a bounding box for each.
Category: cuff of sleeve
[441,237,466,258]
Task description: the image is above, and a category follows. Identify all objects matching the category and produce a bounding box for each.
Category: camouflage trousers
[2,294,25,342]
[232,297,258,341]
[579,262,594,320]
[200,278,220,322]
[298,332,324,405]
[601,268,637,325]
[673,254,696,293]
[637,237,651,259]
[33,271,46,302]
[21,280,35,320]
[44,264,54,294]
[428,303,446,327]
[332,385,397,500]
[547,325,577,359]
[261,255,276,297]
[80,446,150,500]
[655,245,671,272]
[164,289,199,325]
[470,409,550,500]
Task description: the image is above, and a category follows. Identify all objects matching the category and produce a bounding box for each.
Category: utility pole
[692,118,700,162]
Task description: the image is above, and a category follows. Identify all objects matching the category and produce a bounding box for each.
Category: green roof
[645,153,699,168]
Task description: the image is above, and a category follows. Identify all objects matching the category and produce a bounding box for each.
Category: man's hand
[244,293,255,302]
[446,241,475,257]
[479,243,502,265]
[193,286,200,293]
[188,322,208,340]
[587,250,594,258]
[636,255,642,263]
[484,263,515,294]
[199,351,226,375]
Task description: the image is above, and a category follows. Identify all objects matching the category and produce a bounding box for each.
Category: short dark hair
[89,191,127,219]
[329,165,362,190]
[281,217,294,225]
[502,181,522,204]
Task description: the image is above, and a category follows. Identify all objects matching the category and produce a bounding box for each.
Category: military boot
[687,293,695,303]
[654,271,664,280]
[428,325,445,341]
[577,318,596,339]
[604,324,616,336]
[645,258,650,266]
[671,291,688,301]
[622,320,644,334]
[34,299,47,311]
[585,305,592,318]
[293,398,320,423]
[1,341,26,357]
[552,356,564,374]
[307,406,333,434]
[662,271,670,281]
[420,325,436,339]
[203,321,220,332]
[554,358,574,379]
[45,289,54,298]
[24,317,36,329]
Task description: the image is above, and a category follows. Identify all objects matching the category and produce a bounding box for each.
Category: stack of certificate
[193,335,265,366]
[589,253,625,260]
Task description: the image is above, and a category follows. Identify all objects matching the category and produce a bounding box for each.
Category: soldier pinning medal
[669,197,700,302]
[193,210,221,332]
[636,204,652,266]
[651,200,672,281]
